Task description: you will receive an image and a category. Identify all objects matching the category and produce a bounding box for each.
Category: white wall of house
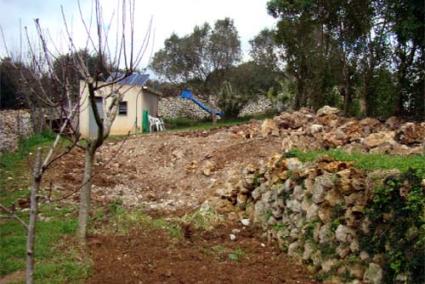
[79,81,146,138]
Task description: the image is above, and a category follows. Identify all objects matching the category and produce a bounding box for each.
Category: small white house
[79,73,161,138]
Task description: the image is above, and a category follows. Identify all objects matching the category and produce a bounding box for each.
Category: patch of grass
[287,149,425,177]
[164,112,276,131]
[181,206,223,230]
[93,201,183,239]
[205,245,246,262]
[0,132,89,282]
[228,247,246,262]
[0,132,56,206]
[0,205,89,282]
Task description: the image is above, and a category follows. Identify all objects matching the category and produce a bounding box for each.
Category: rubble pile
[0,110,32,153]
[210,154,424,283]
[259,106,424,155]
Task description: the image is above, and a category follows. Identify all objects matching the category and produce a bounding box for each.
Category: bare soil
[87,223,317,284]
[47,123,281,213]
[42,124,319,283]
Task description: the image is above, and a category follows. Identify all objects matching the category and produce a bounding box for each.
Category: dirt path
[87,223,317,284]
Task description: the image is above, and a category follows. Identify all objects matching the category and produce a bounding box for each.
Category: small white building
[79,73,161,138]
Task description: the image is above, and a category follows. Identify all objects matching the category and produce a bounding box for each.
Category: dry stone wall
[239,96,274,117]
[0,110,33,153]
[206,106,425,283]
[158,95,274,119]
[210,155,424,283]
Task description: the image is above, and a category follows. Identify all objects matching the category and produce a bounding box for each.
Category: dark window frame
[118,101,128,116]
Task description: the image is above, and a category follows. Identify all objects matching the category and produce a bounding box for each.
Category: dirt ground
[47,123,281,213]
[87,223,317,284]
[43,124,319,283]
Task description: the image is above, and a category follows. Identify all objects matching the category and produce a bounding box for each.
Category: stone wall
[158,95,274,119]
[207,107,425,283]
[212,155,424,283]
[0,110,33,153]
[239,96,274,117]
[158,96,211,119]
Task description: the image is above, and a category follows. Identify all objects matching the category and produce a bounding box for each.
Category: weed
[228,247,246,262]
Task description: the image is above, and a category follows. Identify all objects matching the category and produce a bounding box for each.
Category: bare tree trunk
[26,148,42,284]
[78,144,96,242]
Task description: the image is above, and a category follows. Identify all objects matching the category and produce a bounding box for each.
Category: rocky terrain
[40,106,424,283]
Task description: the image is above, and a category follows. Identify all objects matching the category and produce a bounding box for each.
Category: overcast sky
[0,0,277,69]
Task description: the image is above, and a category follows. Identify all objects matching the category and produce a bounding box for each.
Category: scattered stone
[317,105,340,116]
[240,219,250,226]
[229,234,237,241]
[363,263,383,284]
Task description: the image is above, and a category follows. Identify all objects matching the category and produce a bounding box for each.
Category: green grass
[0,204,90,282]
[0,133,89,282]
[287,149,425,177]
[0,131,55,201]
[163,112,276,131]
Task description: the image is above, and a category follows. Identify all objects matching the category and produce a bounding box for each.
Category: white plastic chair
[148,115,165,132]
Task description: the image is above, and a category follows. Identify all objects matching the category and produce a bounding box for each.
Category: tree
[267,0,424,119]
[151,17,241,96]
[249,29,282,71]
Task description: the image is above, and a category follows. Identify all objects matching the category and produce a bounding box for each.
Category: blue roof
[106,72,149,86]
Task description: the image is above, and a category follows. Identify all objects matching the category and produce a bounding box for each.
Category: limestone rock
[317,105,340,116]
[363,131,396,149]
[396,122,425,145]
[335,225,355,243]
[363,263,383,284]
[261,119,280,137]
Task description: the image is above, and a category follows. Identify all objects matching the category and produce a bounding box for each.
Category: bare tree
[1,15,82,284]
[59,0,151,241]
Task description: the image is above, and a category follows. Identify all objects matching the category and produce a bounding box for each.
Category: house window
[119,101,128,116]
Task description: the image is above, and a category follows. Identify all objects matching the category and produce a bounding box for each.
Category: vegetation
[0,134,89,282]
[163,112,276,131]
[267,0,424,119]
[287,149,425,177]
[361,169,424,282]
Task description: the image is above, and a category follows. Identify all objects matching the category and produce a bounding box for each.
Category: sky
[0,0,277,70]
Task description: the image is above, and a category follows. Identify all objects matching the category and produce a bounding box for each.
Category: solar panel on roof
[106,72,149,86]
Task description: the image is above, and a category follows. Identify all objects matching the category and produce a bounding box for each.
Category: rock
[363,131,396,149]
[319,224,334,244]
[240,218,250,226]
[318,206,332,223]
[286,158,303,170]
[321,259,337,273]
[317,105,340,116]
[306,203,319,221]
[202,160,216,176]
[325,189,343,207]
[261,119,280,137]
[396,122,425,145]
[310,124,324,134]
[335,225,355,243]
[385,116,403,129]
[287,241,299,256]
[363,263,383,284]
[292,185,304,201]
[229,234,236,241]
[360,251,370,261]
[349,264,365,279]
[312,175,334,204]
[303,242,315,260]
[336,245,350,258]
